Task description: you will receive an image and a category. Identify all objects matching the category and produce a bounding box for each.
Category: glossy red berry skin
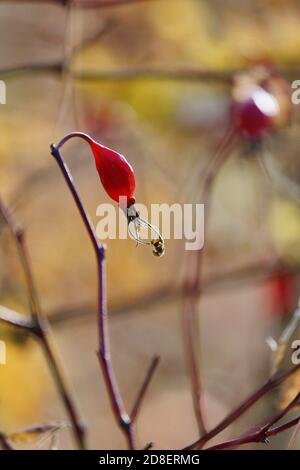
[232,98,272,138]
[89,140,136,207]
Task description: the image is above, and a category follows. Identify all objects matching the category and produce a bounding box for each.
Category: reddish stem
[181,127,237,436]
[205,391,300,450]
[184,362,300,449]
[130,355,160,422]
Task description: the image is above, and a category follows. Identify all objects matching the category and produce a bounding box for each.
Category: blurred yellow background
[0,0,300,449]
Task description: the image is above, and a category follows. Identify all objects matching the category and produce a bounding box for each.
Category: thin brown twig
[0,305,37,332]
[0,200,40,316]
[0,433,15,451]
[72,0,159,7]
[184,362,300,450]
[268,415,300,439]
[0,198,86,450]
[0,272,300,449]
[1,60,300,83]
[0,62,235,83]
[130,355,160,422]
[8,422,66,439]
[143,442,153,450]
[204,391,300,450]
[0,422,66,451]
[287,416,300,449]
[181,127,237,437]
[47,259,300,328]
[2,0,159,8]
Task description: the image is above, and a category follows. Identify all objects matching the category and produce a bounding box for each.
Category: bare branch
[0,433,15,451]
[0,305,37,332]
[287,417,300,449]
[184,362,300,450]
[2,0,160,8]
[0,197,86,450]
[47,259,300,328]
[0,422,66,451]
[204,391,300,450]
[0,62,234,83]
[0,198,40,317]
[271,415,300,440]
[1,61,300,84]
[131,355,160,423]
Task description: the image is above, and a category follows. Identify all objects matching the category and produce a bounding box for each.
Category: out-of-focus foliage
[0,0,300,449]
[268,197,300,263]
[0,338,49,431]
